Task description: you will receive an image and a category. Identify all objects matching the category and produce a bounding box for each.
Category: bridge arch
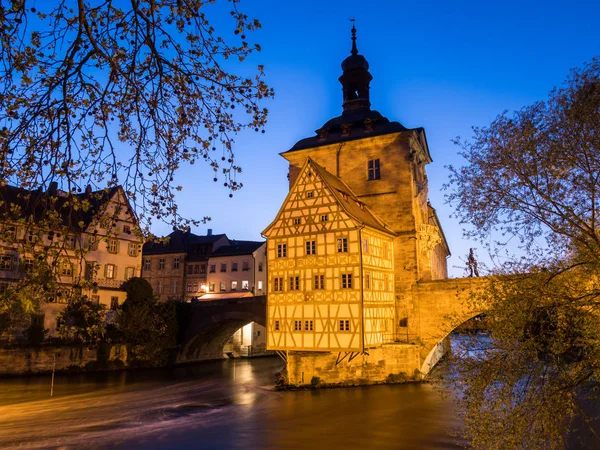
[177,296,266,363]
[409,277,490,376]
[419,311,486,375]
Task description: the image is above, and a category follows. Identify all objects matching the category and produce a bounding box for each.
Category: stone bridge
[174,280,489,384]
[285,277,490,385]
[407,276,489,374]
[176,296,266,363]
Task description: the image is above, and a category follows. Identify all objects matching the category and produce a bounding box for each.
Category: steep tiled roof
[308,159,396,236]
[0,183,122,231]
[284,108,424,153]
[142,230,228,255]
[210,240,264,257]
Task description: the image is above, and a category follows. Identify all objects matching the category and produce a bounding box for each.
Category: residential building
[141,229,228,301]
[204,240,266,296]
[204,240,267,356]
[0,183,144,335]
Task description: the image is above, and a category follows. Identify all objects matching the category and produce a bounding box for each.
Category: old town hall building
[263,27,450,379]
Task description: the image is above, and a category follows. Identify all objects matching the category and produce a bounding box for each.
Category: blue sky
[157,0,600,277]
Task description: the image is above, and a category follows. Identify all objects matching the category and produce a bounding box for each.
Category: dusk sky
[155,0,600,277]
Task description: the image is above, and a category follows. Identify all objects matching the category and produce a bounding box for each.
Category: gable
[262,160,359,238]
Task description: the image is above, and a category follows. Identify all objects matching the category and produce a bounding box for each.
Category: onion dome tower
[339,24,373,112]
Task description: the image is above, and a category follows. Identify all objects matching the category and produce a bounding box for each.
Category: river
[0,357,465,449]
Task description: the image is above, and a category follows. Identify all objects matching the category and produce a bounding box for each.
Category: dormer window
[368,159,380,180]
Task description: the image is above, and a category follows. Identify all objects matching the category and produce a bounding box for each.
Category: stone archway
[176,296,266,364]
[419,311,486,375]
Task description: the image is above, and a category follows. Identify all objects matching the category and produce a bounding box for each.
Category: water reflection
[0,358,464,449]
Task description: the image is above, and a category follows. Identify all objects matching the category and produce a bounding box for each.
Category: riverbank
[0,343,130,378]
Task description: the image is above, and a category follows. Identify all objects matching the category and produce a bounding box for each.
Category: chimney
[48,181,58,196]
[207,228,213,236]
[85,184,92,194]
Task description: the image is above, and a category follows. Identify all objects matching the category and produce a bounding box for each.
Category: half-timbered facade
[263,158,396,352]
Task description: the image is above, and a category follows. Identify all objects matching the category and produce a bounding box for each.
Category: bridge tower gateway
[263,26,473,385]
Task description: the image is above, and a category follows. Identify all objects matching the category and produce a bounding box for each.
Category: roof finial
[350,18,358,55]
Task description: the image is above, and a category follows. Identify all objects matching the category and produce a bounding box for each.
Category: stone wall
[286,344,422,385]
[0,344,128,377]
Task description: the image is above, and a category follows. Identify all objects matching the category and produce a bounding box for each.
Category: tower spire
[350,20,358,55]
[340,19,372,113]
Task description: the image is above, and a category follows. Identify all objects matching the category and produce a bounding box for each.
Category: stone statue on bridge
[467,248,480,277]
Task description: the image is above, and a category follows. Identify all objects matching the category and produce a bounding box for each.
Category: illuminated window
[209,282,215,292]
[159,258,165,270]
[289,276,300,291]
[220,281,226,291]
[368,159,380,180]
[231,281,238,291]
[105,264,115,279]
[125,267,135,279]
[258,281,263,291]
[339,320,351,331]
[305,240,316,255]
[242,280,249,290]
[274,320,280,331]
[337,237,348,253]
[341,273,353,289]
[313,274,324,290]
[127,242,138,257]
[304,320,313,331]
[277,243,287,258]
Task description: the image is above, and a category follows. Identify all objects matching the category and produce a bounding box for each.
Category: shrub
[386,372,408,383]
